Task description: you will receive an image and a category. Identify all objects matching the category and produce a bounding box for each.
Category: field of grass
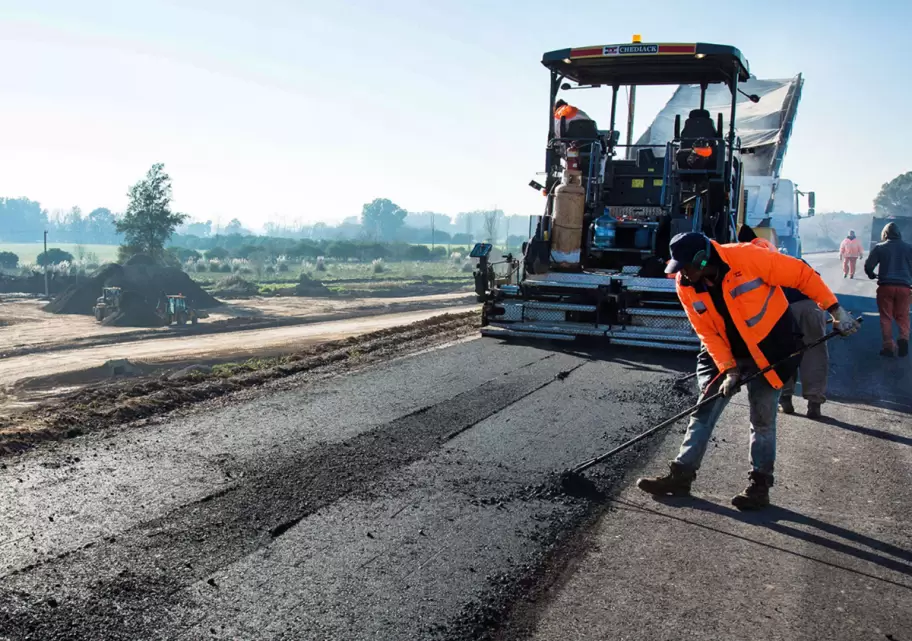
[0,243,120,265]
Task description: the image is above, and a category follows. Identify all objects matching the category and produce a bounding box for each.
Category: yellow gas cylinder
[550,169,586,268]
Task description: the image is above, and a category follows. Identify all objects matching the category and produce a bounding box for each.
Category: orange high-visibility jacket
[676,241,838,388]
[839,237,864,259]
[553,105,591,137]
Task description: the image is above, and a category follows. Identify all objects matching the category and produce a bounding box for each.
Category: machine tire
[191,316,198,325]
[94,307,103,322]
[177,312,187,326]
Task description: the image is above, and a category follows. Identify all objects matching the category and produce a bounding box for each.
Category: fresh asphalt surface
[0,252,908,640]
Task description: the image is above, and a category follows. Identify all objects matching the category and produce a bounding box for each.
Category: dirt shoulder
[0,292,474,359]
[0,311,480,456]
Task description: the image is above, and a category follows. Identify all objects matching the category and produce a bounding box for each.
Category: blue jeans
[674,353,781,477]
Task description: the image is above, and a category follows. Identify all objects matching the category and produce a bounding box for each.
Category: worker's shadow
[626,496,912,585]
[817,415,912,447]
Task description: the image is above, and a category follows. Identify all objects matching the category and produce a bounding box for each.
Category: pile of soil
[295,274,332,297]
[210,275,260,298]
[43,256,221,325]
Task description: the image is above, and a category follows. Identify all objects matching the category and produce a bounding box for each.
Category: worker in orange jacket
[553,99,593,138]
[637,232,858,509]
[839,230,864,278]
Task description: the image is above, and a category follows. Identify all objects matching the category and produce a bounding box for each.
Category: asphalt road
[1,252,906,640]
[0,330,694,639]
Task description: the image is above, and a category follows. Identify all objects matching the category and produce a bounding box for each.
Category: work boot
[779,396,795,415]
[636,462,695,497]
[880,347,895,357]
[731,471,773,510]
[899,339,909,358]
[807,401,822,419]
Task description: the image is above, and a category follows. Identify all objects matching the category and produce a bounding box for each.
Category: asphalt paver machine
[479,39,752,350]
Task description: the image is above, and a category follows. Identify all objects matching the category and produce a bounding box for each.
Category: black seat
[564,118,600,140]
[680,109,717,139]
[676,109,721,173]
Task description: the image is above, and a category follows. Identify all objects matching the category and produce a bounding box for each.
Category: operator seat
[563,118,601,178]
[675,109,720,172]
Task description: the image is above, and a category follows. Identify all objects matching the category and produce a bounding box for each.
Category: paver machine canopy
[479,39,753,349]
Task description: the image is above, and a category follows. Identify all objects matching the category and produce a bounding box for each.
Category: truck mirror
[674,114,681,140]
[807,191,815,217]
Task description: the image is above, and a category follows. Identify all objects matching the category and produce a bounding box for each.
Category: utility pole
[625,85,637,160]
[43,229,49,298]
[430,212,435,253]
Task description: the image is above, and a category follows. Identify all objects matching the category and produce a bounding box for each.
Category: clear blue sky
[0,0,907,229]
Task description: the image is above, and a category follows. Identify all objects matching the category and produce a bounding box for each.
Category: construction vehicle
[478,38,753,350]
[93,287,122,322]
[870,215,912,250]
[639,75,812,256]
[159,294,208,326]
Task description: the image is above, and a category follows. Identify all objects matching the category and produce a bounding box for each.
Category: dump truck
[870,215,912,250]
[477,39,757,350]
[639,75,812,256]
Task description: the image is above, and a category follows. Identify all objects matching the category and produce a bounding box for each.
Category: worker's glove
[720,369,742,398]
[831,306,859,336]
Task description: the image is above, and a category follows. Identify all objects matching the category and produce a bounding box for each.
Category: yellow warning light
[632,34,642,43]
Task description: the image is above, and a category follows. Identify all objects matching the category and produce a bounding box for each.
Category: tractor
[93,287,122,322]
[477,38,757,350]
[159,294,208,326]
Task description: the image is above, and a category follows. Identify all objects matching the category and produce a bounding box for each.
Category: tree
[361,198,407,241]
[0,251,19,269]
[874,171,912,216]
[224,218,248,235]
[86,208,118,243]
[181,220,213,237]
[115,163,187,259]
[37,248,74,266]
[205,246,230,260]
[0,198,48,242]
[483,209,502,245]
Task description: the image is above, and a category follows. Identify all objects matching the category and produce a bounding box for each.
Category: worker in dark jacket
[637,233,858,510]
[865,222,912,357]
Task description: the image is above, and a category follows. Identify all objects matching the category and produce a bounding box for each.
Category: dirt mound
[44,259,221,323]
[295,274,332,297]
[210,275,259,298]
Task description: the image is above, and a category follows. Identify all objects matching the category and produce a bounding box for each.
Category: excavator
[477,37,755,350]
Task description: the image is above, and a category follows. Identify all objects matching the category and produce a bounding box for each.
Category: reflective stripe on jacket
[676,241,839,389]
[840,237,864,259]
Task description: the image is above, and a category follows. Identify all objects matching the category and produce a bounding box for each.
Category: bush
[405,245,432,261]
[205,247,230,260]
[172,247,202,262]
[213,274,259,296]
[0,251,19,269]
[277,262,290,273]
[315,256,326,272]
[37,248,75,266]
[194,261,209,273]
[238,266,253,275]
[461,260,475,273]
[372,258,385,273]
[265,265,276,275]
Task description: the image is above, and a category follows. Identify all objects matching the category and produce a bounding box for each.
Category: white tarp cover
[636,75,802,177]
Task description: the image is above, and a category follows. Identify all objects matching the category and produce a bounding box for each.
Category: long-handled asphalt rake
[561,317,860,493]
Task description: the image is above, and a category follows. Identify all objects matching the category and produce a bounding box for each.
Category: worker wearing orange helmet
[839,230,864,279]
[637,232,858,510]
